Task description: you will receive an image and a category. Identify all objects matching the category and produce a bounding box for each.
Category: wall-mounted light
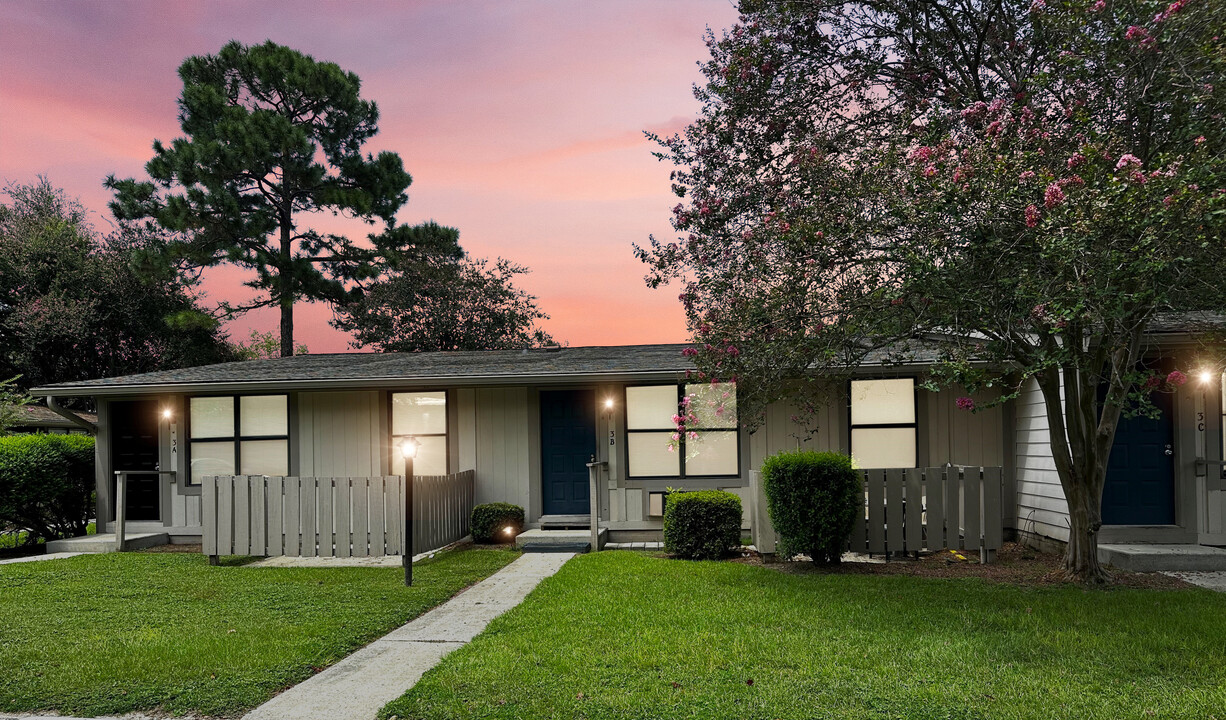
[161,407,173,420]
[604,397,614,410]
[1199,370,1215,385]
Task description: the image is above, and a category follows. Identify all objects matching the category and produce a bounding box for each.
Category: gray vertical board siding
[297,391,382,478]
[926,386,1006,468]
[474,387,532,511]
[626,488,644,522]
[457,389,478,473]
[904,468,923,551]
[748,385,844,472]
[268,476,284,556]
[885,468,904,552]
[202,476,218,555]
[848,479,868,553]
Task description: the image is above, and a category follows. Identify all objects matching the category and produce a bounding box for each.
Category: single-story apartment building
[31,338,1226,550]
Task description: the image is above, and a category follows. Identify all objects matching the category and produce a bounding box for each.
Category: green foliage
[0,376,32,435]
[0,433,94,542]
[0,548,518,717]
[470,502,525,543]
[106,40,461,357]
[234,330,309,360]
[761,451,860,564]
[662,489,742,560]
[0,181,237,391]
[639,0,1226,581]
[335,244,553,352]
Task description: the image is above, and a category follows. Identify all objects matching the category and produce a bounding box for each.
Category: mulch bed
[733,542,1192,589]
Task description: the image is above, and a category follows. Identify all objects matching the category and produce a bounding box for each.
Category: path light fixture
[400,437,419,586]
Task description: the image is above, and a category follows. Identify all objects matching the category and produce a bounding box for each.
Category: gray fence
[202,471,476,558]
[751,466,1004,561]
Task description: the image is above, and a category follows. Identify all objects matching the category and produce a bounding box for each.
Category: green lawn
[383,551,1226,720]
[0,547,518,717]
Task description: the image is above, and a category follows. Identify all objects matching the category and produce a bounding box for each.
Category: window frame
[624,382,741,480]
[389,390,450,477]
[847,377,919,470]
[186,394,290,486]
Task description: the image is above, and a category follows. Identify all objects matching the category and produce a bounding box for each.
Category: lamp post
[399,437,419,586]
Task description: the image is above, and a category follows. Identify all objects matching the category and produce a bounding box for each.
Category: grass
[383,551,1226,720]
[0,546,518,717]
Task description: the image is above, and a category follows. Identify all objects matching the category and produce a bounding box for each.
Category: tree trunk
[279,222,294,358]
[1062,480,1112,584]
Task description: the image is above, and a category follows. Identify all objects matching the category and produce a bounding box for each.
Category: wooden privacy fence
[751,466,1004,561]
[201,470,476,558]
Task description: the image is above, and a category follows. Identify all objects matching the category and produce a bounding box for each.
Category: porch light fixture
[161,407,173,420]
[1200,370,1215,385]
[604,397,614,410]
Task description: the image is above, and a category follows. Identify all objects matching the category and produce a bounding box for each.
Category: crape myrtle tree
[637,0,1226,583]
[107,41,460,357]
[333,222,554,352]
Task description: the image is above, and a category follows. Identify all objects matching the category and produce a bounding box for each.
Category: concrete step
[1099,543,1226,572]
[46,532,169,554]
[515,528,606,553]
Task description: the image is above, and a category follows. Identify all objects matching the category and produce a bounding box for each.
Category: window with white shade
[625,382,739,478]
[188,395,289,485]
[391,391,448,477]
[850,378,917,469]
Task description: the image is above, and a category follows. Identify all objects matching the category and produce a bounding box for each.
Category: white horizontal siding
[1015,377,1069,542]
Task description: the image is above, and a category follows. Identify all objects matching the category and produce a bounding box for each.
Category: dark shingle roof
[32,345,699,396]
[13,405,97,426]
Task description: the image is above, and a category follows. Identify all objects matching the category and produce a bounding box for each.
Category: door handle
[1164,444,1173,456]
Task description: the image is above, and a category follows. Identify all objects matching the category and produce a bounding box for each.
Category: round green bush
[761,450,860,564]
[662,489,742,560]
[470,502,525,543]
[0,433,94,543]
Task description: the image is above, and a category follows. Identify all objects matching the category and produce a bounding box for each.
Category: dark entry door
[540,389,596,516]
[1102,390,1175,525]
[110,400,161,521]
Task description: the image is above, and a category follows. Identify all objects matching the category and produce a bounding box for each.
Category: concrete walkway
[0,552,83,566]
[1163,571,1226,592]
[242,551,573,720]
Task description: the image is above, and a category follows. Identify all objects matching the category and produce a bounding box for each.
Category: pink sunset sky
[0,0,738,352]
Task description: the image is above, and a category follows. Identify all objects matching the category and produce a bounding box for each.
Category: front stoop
[515,528,606,553]
[45,532,169,554]
[1098,544,1226,572]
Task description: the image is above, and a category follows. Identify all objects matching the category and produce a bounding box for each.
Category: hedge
[662,489,742,560]
[761,450,860,564]
[471,502,525,543]
[0,433,94,543]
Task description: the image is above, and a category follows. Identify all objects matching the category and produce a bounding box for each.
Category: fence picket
[386,475,401,556]
[904,468,923,553]
[866,470,886,554]
[353,477,369,557]
[217,474,233,555]
[885,468,904,553]
[202,476,217,556]
[250,475,266,556]
[370,476,386,555]
[318,477,333,557]
[983,466,1003,551]
[335,477,351,558]
[234,475,250,555]
[284,477,300,556]
[964,467,982,553]
[268,476,283,556]
[946,467,963,550]
[926,468,945,551]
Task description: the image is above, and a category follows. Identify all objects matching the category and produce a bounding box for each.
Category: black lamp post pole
[404,454,414,586]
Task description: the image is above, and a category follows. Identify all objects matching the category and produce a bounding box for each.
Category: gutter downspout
[45,396,98,434]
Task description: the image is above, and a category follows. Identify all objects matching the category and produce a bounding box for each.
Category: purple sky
[0,0,737,351]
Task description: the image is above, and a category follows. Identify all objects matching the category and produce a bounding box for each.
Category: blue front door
[540,389,596,516]
[1102,390,1176,525]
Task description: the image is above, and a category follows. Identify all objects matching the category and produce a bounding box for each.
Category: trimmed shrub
[471,502,525,543]
[761,450,860,564]
[662,489,742,560]
[0,433,94,543]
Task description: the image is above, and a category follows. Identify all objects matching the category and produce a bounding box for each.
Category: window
[850,378,916,469]
[625,382,739,478]
[391,391,447,476]
[188,395,289,484]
